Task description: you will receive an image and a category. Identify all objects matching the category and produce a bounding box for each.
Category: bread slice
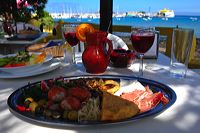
[101,91,139,121]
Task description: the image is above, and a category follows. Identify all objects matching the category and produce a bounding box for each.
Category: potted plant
[0,0,48,35]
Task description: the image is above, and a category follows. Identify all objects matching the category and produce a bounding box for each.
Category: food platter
[0,52,53,74]
[7,75,176,128]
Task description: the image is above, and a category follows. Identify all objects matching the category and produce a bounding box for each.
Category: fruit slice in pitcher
[76,24,95,42]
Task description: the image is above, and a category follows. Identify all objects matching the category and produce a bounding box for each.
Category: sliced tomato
[3,64,12,68]
[48,86,66,102]
[69,87,91,102]
[4,62,26,68]
[12,63,26,67]
[60,96,81,110]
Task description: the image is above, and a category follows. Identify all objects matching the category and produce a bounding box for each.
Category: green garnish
[0,51,32,67]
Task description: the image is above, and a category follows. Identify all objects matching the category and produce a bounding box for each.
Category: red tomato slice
[3,64,12,68]
[4,63,26,68]
[12,63,26,67]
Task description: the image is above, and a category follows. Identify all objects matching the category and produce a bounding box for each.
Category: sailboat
[142,7,152,21]
[113,5,125,20]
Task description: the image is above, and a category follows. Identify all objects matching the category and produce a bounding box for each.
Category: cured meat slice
[121,86,169,113]
[137,92,164,113]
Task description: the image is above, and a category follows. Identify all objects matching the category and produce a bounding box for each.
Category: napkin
[144,33,158,58]
[107,33,128,50]
[115,80,145,96]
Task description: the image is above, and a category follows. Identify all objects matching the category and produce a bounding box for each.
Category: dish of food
[0,52,53,73]
[0,61,61,79]
[17,30,41,39]
[7,75,176,128]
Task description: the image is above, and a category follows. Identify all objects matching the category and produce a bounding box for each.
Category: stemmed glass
[131,29,155,76]
[62,23,79,64]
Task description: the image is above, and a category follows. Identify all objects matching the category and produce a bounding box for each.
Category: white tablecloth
[0,53,200,133]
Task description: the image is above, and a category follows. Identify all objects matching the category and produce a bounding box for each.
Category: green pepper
[0,57,11,67]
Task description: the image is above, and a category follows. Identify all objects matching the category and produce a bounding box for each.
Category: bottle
[40,23,44,32]
[52,27,57,36]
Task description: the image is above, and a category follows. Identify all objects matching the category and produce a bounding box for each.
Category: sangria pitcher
[82,31,113,74]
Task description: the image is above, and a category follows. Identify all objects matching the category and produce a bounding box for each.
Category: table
[0,32,48,54]
[0,53,200,133]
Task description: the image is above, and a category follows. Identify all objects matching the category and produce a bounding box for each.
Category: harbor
[52,14,200,38]
[50,8,175,19]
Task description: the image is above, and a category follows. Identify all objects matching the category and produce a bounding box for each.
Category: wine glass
[131,29,155,76]
[62,23,79,64]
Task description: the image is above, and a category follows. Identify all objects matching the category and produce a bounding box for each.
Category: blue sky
[45,0,200,15]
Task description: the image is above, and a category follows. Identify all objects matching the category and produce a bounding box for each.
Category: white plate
[107,33,129,50]
[0,53,53,74]
[17,32,41,39]
[0,61,61,78]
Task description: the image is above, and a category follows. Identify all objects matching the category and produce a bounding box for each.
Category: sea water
[54,15,200,37]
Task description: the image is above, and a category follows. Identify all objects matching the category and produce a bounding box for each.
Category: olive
[68,111,78,121]
[35,106,44,115]
[29,102,38,112]
[37,99,47,107]
[42,102,48,109]
[24,100,31,108]
[52,111,61,119]
[90,89,100,98]
[62,110,69,119]
[43,109,52,118]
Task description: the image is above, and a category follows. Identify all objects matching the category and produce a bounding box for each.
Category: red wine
[64,32,79,46]
[131,33,155,53]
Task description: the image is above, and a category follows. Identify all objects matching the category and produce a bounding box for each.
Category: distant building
[158,8,175,18]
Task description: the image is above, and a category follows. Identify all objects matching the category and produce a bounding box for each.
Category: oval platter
[7,75,176,128]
